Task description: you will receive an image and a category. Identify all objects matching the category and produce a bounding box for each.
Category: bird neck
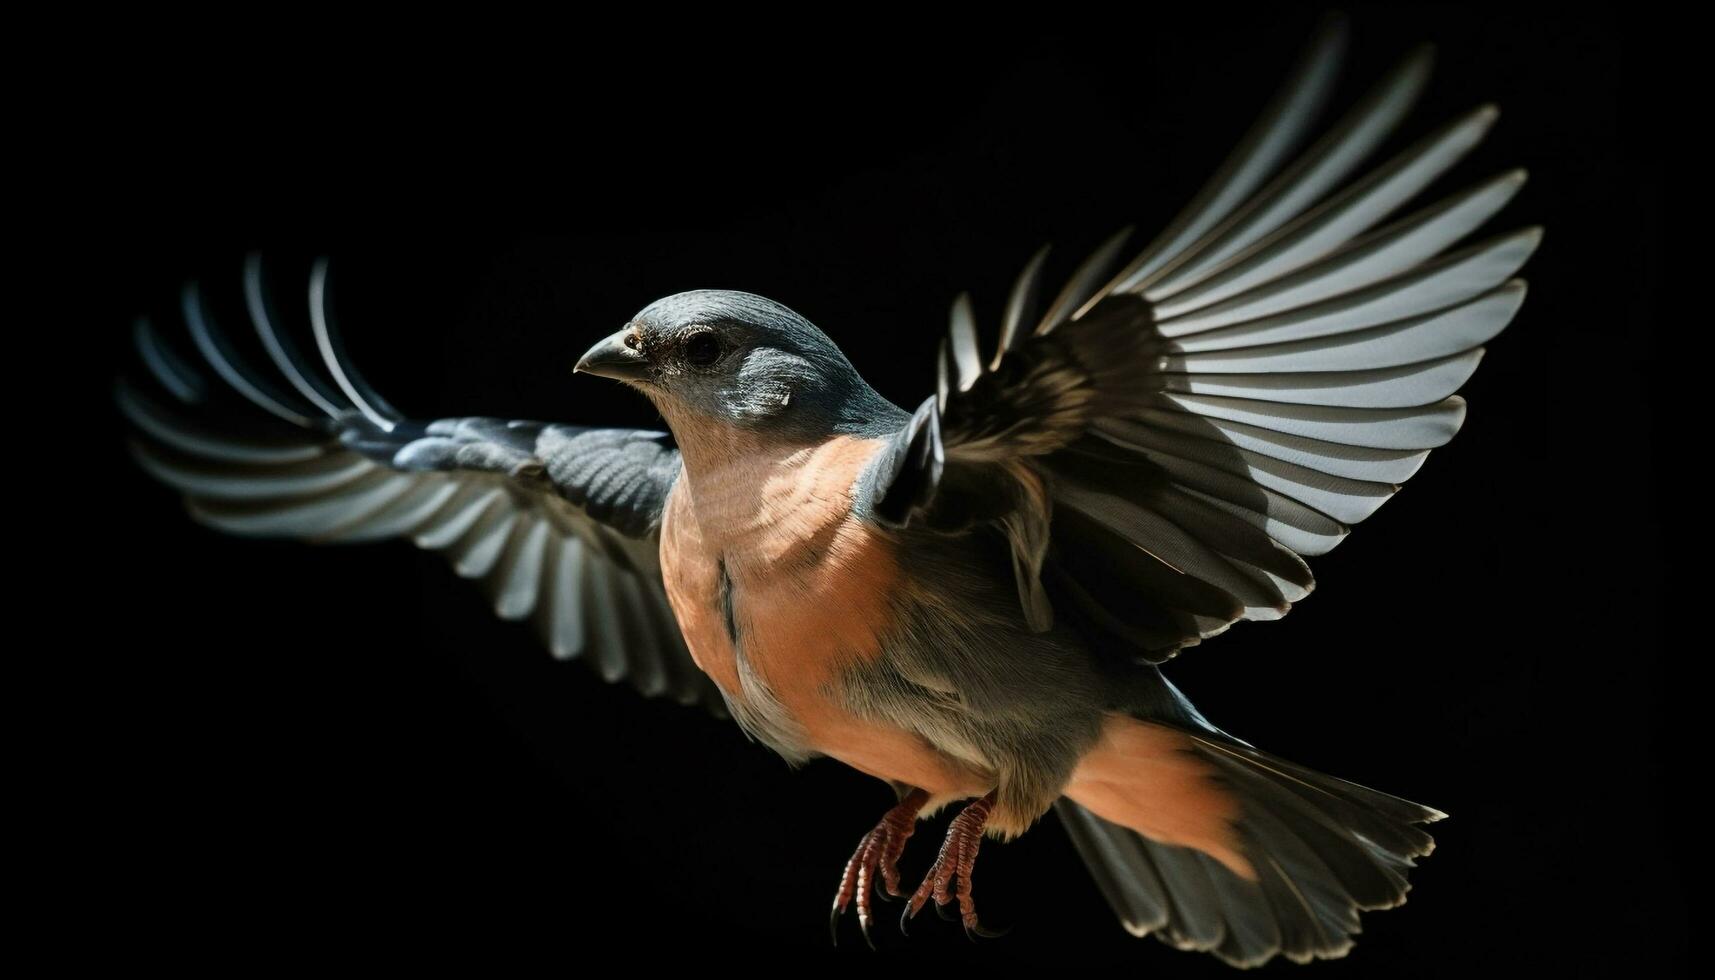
[652,380,909,482]
[660,410,888,568]
[657,400,825,483]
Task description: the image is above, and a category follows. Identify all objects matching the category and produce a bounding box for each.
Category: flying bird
[119,20,1539,967]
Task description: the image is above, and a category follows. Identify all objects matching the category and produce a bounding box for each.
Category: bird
[118,19,1539,968]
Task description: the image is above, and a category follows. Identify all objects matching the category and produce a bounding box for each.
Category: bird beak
[574,329,650,382]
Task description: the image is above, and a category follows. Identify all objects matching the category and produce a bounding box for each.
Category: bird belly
[657,434,989,797]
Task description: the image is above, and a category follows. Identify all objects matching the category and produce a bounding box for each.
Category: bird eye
[684,332,722,367]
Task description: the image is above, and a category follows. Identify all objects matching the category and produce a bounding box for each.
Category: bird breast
[657,433,904,753]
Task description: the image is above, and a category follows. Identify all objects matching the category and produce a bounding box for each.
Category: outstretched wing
[870,22,1540,661]
[120,255,725,713]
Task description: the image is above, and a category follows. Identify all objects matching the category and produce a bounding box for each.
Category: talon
[899,791,1001,939]
[856,859,877,950]
[829,788,930,947]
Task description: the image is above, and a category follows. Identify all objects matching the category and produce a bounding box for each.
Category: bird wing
[121,255,725,713]
[868,21,1539,660]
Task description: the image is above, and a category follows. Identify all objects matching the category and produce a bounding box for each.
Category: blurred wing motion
[120,255,725,713]
[873,18,1539,662]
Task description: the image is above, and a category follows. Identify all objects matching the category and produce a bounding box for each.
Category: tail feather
[1058,726,1443,967]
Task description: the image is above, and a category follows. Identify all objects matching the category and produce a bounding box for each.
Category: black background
[49,4,1673,975]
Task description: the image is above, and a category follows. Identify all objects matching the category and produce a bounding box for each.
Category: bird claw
[829,788,929,949]
[899,791,1005,940]
[964,919,1011,942]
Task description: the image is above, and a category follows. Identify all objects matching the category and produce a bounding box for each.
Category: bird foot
[831,787,929,948]
[901,791,1008,941]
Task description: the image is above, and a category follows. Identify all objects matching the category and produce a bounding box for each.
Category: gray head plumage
[579,289,906,439]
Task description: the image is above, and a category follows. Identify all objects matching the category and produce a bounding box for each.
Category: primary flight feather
[120,19,1538,966]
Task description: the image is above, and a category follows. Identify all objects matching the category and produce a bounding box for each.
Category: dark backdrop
[53,5,1673,975]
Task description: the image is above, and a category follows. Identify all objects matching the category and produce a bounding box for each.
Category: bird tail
[1057,715,1443,967]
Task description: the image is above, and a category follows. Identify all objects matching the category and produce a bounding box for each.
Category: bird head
[575,289,900,441]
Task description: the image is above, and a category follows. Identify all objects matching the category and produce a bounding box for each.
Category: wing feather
[121,256,722,714]
[871,34,1534,661]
